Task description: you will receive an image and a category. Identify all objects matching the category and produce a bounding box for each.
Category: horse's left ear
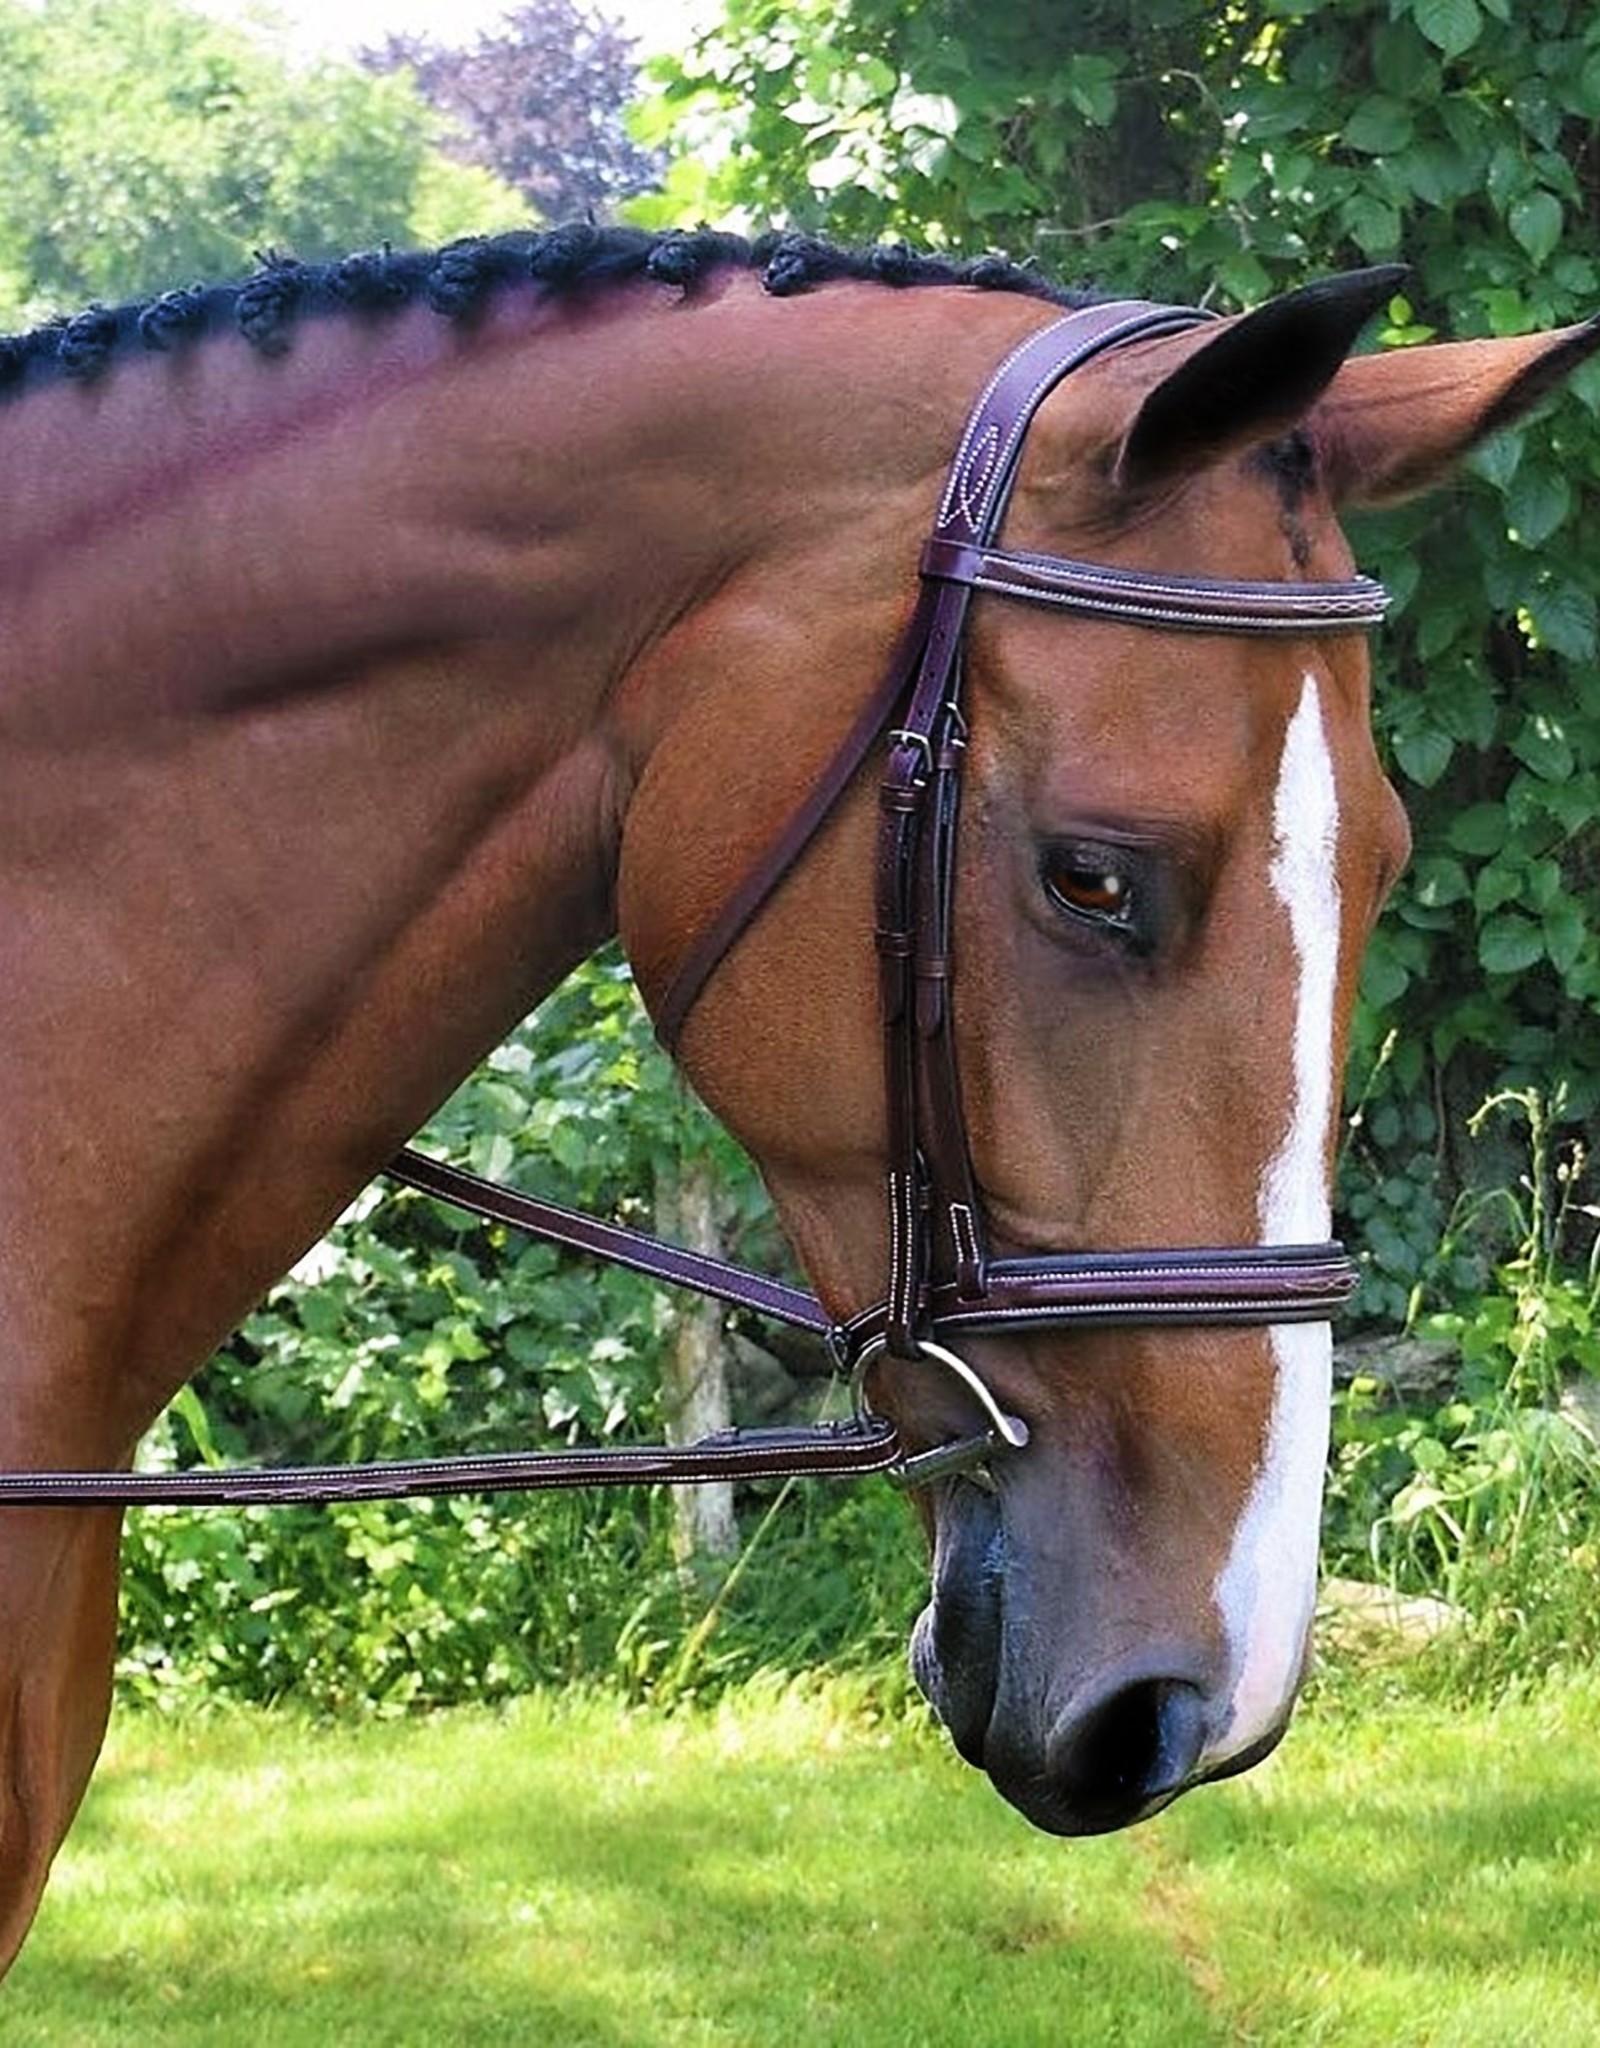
[1115,267,1407,492]
[1314,315,1600,506]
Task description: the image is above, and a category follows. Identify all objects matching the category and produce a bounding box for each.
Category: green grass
[8,1668,1600,2045]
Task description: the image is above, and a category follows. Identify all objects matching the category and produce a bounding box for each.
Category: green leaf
[1478,913,1547,975]
[1411,0,1483,58]
[1505,465,1572,547]
[1341,193,1402,258]
[1361,936,1412,1007]
[1576,49,1600,121]
[1393,727,1455,787]
[1371,21,1441,97]
[1509,189,1564,265]
[1522,585,1597,662]
[1465,428,1523,489]
[1473,860,1524,915]
[169,1385,224,1469]
[1062,55,1119,128]
[1411,852,1471,906]
[1540,905,1589,974]
[1447,804,1509,856]
[1343,95,1416,154]
[1510,712,1576,781]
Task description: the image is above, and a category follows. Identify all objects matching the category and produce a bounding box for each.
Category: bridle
[654,300,1382,1433]
[0,300,1386,1510]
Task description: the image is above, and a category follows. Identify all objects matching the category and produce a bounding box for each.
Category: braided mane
[0,224,1092,404]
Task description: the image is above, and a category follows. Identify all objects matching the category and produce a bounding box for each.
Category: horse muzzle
[909,1457,1298,1837]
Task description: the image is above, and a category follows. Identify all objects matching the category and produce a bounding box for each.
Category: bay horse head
[0,228,1595,1962]
[616,255,1600,1836]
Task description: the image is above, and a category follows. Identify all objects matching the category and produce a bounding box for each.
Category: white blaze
[1213,674,1340,1755]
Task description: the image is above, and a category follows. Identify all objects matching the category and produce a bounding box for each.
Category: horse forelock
[0,225,1097,407]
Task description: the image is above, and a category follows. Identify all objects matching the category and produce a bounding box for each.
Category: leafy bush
[1325,1090,1600,1689]
[0,0,528,329]
[117,953,920,1713]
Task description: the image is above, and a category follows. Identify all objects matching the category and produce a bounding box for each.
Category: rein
[1,298,1385,1511]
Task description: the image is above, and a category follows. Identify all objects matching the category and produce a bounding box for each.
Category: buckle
[851,1333,1029,1489]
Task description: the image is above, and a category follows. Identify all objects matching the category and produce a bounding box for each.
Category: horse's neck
[0,277,1038,1452]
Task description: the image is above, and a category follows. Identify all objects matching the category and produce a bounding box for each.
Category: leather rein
[1,300,1386,1511]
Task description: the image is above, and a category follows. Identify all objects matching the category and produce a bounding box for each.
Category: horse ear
[1314,316,1600,506]
[1115,267,1407,493]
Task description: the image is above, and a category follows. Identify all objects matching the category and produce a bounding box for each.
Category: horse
[1,224,1593,1970]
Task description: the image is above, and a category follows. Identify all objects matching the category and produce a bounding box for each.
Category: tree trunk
[654,1154,739,1568]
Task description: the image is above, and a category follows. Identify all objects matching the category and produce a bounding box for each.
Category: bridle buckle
[852,1333,1030,1489]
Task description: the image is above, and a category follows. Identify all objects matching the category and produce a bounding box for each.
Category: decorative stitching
[968,576,1387,634]
[937,306,1210,542]
[935,314,1082,530]
[950,1202,982,1286]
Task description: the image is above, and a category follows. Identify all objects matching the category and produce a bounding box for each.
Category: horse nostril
[1050,1677,1209,1830]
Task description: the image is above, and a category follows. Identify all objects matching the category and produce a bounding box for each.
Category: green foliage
[632,0,1231,268]
[0,0,528,329]
[119,954,913,1713]
[1325,1091,1600,1688]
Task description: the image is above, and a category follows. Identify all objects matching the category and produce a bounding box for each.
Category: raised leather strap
[652,578,943,1054]
[0,1417,903,1507]
[389,1149,833,1337]
[836,1244,1361,1358]
[930,302,1211,547]
[921,538,1391,633]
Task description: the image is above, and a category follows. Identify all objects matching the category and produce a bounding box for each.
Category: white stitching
[966,575,1386,635]
[935,306,1202,536]
[935,315,1081,530]
[950,1202,981,1278]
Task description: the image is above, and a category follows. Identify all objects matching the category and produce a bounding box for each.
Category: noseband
[653,300,1385,1461]
[0,300,1386,1509]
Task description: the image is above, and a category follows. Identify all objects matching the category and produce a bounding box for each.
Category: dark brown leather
[388,1150,833,1338]
[920,537,1390,632]
[0,1418,903,1506]
[839,1246,1361,1358]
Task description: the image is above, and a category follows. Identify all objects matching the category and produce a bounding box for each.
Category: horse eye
[1043,856,1136,929]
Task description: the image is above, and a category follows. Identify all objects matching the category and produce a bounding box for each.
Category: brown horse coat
[0,230,1593,1966]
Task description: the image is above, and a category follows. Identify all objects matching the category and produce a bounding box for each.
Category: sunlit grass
[8,1669,1600,2044]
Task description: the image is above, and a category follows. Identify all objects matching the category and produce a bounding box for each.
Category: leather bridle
[0,299,1386,1509]
[654,301,1382,1424]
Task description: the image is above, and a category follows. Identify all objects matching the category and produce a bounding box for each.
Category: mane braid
[0,226,1095,405]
